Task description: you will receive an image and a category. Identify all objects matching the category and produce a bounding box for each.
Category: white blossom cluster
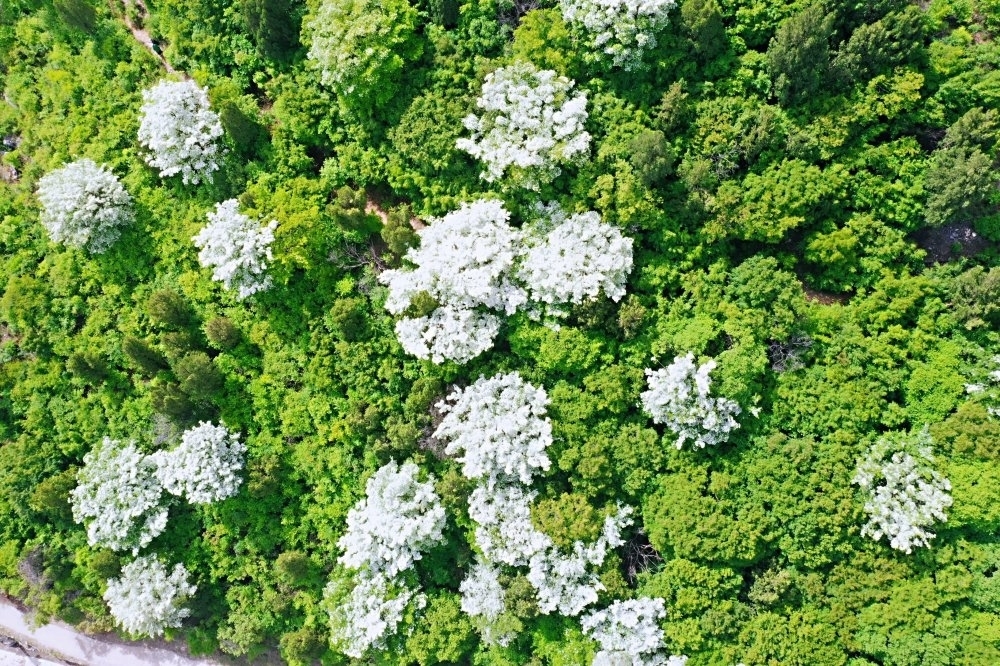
[527,506,632,616]
[852,429,953,554]
[394,307,502,365]
[434,373,553,487]
[468,485,553,566]
[380,200,525,364]
[327,461,445,658]
[519,207,634,308]
[460,560,506,620]
[35,159,133,253]
[152,421,246,505]
[192,199,278,300]
[337,460,447,577]
[457,62,590,189]
[324,569,426,659]
[560,0,677,70]
[381,200,634,363]
[437,372,635,632]
[581,598,682,665]
[305,0,417,109]
[137,79,224,185]
[103,555,196,637]
[70,438,168,554]
[381,200,526,315]
[640,353,741,449]
[592,651,689,666]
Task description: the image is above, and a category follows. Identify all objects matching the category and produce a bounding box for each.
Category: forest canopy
[2,0,1000,664]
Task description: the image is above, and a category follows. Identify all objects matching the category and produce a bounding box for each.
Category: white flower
[137,79,223,184]
[560,0,676,70]
[460,560,506,620]
[394,307,502,365]
[852,428,952,554]
[519,205,634,308]
[35,159,133,253]
[192,199,278,300]
[380,199,526,315]
[434,372,553,487]
[152,421,245,504]
[104,555,196,637]
[640,353,741,449]
[582,598,668,664]
[70,438,168,554]
[468,485,553,566]
[527,506,632,616]
[457,62,590,189]
[324,569,425,659]
[338,461,447,578]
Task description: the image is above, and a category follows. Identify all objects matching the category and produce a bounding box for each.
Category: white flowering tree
[394,306,503,365]
[640,353,741,449]
[381,200,526,316]
[380,199,526,363]
[192,199,278,300]
[137,79,224,184]
[35,159,133,253]
[323,569,425,659]
[326,460,446,658]
[581,598,669,665]
[460,561,506,621]
[852,428,953,554]
[380,200,637,363]
[527,507,632,616]
[306,0,421,111]
[152,421,246,504]
[338,460,447,578]
[518,206,634,310]
[434,372,553,487]
[457,62,590,189]
[70,438,168,554]
[560,0,677,70]
[468,485,554,566]
[104,555,196,637]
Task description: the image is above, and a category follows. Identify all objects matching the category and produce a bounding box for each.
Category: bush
[204,317,241,350]
[173,352,224,402]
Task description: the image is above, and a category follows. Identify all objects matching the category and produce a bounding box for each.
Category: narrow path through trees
[119,0,178,74]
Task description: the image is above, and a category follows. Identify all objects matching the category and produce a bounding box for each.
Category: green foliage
[511,9,578,76]
[681,0,726,60]
[240,0,301,62]
[146,289,191,329]
[531,493,603,549]
[2,0,999,662]
[122,336,169,376]
[628,129,676,188]
[204,316,241,350]
[173,351,224,402]
[767,4,837,105]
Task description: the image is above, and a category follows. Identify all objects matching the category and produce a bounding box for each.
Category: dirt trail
[0,598,224,666]
[120,0,178,75]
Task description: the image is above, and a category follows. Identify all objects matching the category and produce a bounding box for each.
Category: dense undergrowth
[2,0,1000,663]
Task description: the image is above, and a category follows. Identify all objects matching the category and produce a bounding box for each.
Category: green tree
[241,0,302,61]
[122,336,169,376]
[628,129,676,188]
[681,0,726,60]
[767,4,836,105]
[204,317,241,350]
[305,0,423,113]
[146,289,190,329]
[173,352,224,402]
